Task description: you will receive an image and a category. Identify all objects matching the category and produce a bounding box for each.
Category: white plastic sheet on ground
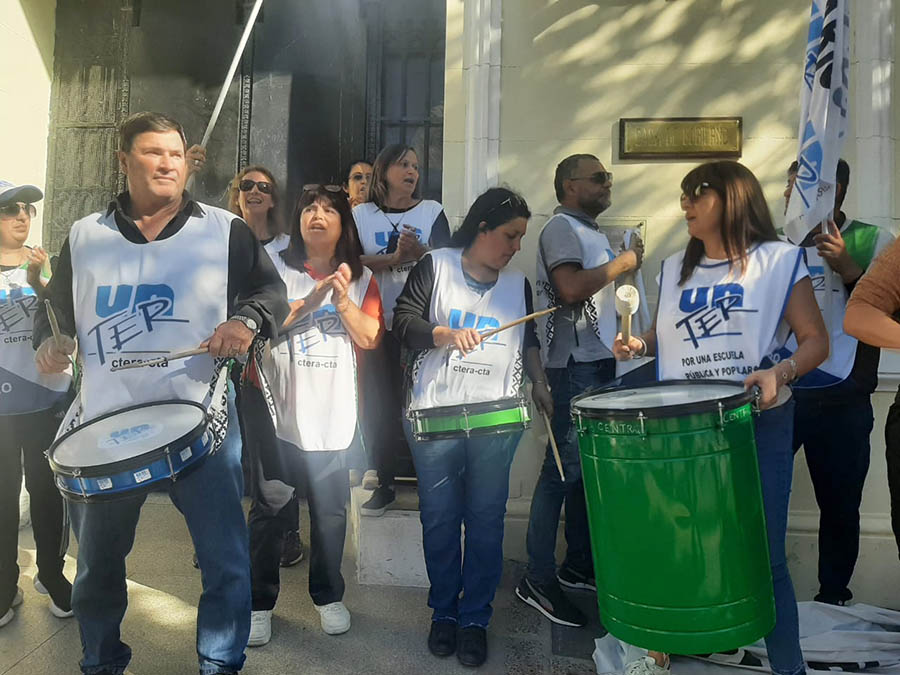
[594,602,900,675]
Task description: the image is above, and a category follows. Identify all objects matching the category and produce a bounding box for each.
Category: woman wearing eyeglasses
[612,161,826,675]
[0,182,74,626]
[352,144,452,516]
[393,187,552,668]
[242,184,382,645]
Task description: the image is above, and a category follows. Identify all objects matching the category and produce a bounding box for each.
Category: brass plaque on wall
[619,117,742,160]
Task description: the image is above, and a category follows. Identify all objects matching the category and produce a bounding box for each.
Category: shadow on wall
[449,0,812,288]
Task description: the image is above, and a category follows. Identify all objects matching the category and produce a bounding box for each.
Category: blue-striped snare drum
[48,400,213,501]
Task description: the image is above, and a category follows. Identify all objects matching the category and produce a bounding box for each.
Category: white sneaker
[0,588,24,628]
[315,601,351,635]
[248,609,272,647]
[362,470,379,490]
[33,577,74,618]
[625,656,671,675]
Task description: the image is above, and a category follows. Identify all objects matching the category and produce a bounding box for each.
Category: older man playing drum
[33,111,288,675]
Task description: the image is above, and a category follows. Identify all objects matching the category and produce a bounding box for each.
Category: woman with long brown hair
[352,144,451,515]
[614,161,827,675]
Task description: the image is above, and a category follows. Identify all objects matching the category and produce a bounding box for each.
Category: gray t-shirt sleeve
[539,215,584,273]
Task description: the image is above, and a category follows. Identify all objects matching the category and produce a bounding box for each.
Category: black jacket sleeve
[227,218,289,339]
[33,237,74,349]
[392,254,437,350]
[523,278,540,350]
[429,211,452,249]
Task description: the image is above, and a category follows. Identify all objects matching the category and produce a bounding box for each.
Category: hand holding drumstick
[35,300,75,375]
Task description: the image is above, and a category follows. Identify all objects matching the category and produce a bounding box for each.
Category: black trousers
[358,330,411,486]
[0,406,68,612]
[242,385,348,610]
[793,390,873,603]
[883,388,900,562]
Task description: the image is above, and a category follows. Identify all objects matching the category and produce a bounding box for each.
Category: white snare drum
[48,400,212,501]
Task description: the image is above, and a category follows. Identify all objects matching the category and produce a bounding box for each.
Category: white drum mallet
[615,284,640,345]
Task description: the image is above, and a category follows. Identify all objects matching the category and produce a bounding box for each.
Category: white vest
[536,214,617,359]
[409,248,526,411]
[263,233,290,265]
[353,200,443,326]
[69,205,230,422]
[656,241,808,383]
[262,259,371,451]
[0,264,71,415]
[776,244,853,387]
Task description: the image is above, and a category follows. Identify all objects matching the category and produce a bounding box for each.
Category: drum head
[50,401,207,469]
[572,380,752,419]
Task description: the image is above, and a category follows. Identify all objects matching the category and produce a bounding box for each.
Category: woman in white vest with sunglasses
[243,184,382,646]
[393,187,552,669]
[614,161,827,675]
[0,182,73,626]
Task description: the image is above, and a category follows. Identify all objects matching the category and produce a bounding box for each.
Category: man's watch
[230,314,259,334]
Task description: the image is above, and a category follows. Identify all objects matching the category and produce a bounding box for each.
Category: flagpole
[187,0,264,191]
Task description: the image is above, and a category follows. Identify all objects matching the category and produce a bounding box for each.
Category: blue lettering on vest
[96,284,175,318]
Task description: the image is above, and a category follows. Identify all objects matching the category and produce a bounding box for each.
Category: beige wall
[444,0,900,606]
[0,0,56,246]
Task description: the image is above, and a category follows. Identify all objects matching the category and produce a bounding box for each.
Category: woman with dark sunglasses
[226,166,307,570]
[228,165,289,260]
[242,184,383,645]
[352,144,452,517]
[0,182,74,626]
[393,187,551,668]
[613,161,827,675]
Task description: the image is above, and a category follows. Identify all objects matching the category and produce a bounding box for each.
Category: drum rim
[48,400,209,477]
[570,379,753,420]
[408,396,527,418]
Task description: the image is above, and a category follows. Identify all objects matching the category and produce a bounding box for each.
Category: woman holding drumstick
[613,161,827,675]
[393,187,552,668]
[242,184,382,646]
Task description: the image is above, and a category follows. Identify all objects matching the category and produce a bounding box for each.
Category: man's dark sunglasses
[238,179,273,194]
[569,171,613,185]
[0,202,37,218]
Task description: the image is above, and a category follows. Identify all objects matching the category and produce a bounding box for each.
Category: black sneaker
[557,565,596,592]
[457,626,487,667]
[515,576,587,627]
[360,486,395,517]
[428,620,457,657]
[280,530,305,567]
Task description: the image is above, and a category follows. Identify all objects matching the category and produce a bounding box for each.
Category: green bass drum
[571,380,775,654]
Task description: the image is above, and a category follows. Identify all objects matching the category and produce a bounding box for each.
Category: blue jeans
[404,419,520,628]
[755,400,805,675]
[68,397,250,675]
[525,358,616,584]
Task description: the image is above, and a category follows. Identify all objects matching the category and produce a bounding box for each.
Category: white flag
[784,0,850,244]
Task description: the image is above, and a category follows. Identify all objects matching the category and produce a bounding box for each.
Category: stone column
[461,0,502,209]
[851,0,894,231]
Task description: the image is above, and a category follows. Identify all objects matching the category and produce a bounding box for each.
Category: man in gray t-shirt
[516,153,643,628]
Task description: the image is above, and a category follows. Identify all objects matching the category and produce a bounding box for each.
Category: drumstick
[540,409,565,482]
[478,307,558,341]
[615,285,640,344]
[44,299,62,349]
[109,347,208,372]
